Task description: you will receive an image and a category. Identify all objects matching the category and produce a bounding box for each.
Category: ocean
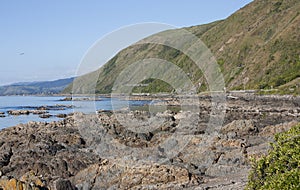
[0,96,150,129]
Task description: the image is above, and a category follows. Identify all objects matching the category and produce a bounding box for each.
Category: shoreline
[0,93,299,189]
[1,93,299,128]
[0,89,299,97]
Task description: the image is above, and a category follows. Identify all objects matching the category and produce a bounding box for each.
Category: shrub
[246,123,300,190]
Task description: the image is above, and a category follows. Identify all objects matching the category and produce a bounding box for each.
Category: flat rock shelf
[0,94,299,189]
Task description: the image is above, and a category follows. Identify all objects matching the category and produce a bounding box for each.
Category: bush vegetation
[246,123,300,190]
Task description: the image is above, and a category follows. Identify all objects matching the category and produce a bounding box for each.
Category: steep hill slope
[200,0,300,93]
[65,0,300,94]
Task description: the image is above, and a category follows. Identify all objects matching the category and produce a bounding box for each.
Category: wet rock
[37,105,73,111]
[7,110,48,116]
[7,110,30,115]
[39,114,52,119]
[60,97,72,101]
[59,97,102,101]
[0,112,5,117]
[30,110,48,115]
[56,114,67,118]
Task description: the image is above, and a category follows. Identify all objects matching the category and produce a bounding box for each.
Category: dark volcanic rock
[7,110,30,115]
[54,178,76,190]
[37,104,73,111]
[56,114,68,118]
[0,117,101,189]
[7,110,48,116]
[0,94,299,189]
[39,114,52,119]
[6,105,73,117]
[60,97,72,101]
[0,144,12,168]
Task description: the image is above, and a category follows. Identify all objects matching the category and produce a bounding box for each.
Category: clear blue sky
[0,0,253,85]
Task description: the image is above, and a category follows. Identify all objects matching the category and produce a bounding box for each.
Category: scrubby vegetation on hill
[64,0,300,94]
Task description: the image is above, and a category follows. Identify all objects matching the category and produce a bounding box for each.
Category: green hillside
[64,0,300,95]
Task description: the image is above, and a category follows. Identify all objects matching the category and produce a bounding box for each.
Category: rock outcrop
[0,112,5,118]
[5,105,73,119]
[0,94,299,189]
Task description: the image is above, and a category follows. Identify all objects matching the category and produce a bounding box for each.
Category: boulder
[221,120,257,137]
[54,178,75,190]
[56,114,67,118]
[71,161,201,189]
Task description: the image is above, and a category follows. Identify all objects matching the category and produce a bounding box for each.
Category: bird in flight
[19,52,25,55]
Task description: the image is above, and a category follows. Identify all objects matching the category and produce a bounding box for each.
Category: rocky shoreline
[0,94,299,189]
[1,105,73,119]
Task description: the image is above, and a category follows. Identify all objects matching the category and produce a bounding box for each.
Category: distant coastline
[0,77,74,96]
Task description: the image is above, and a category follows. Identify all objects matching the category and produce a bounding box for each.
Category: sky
[0,0,253,86]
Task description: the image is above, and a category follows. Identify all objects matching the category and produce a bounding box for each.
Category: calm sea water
[0,96,149,130]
